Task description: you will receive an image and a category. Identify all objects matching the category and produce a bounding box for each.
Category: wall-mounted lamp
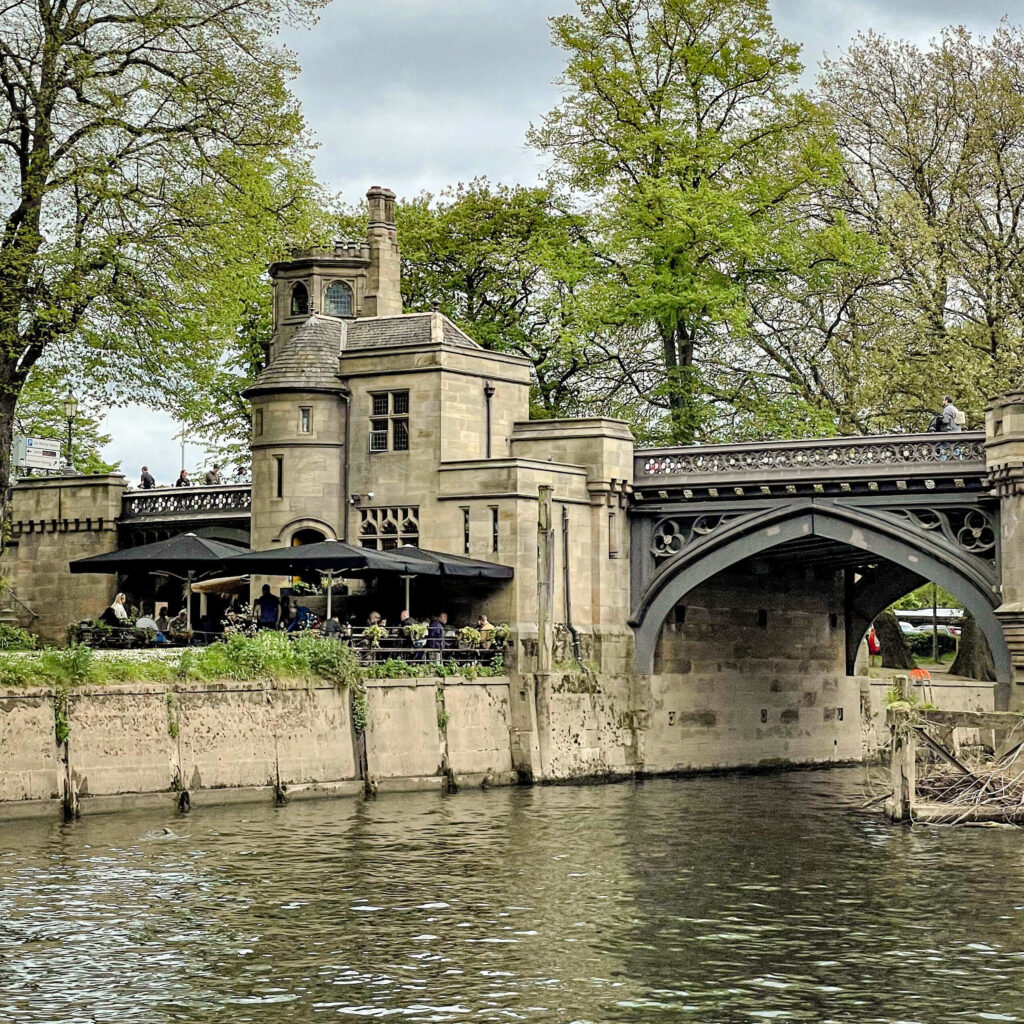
[349,491,375,505]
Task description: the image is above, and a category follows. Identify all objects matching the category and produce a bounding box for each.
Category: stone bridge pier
[626,391,1024,768]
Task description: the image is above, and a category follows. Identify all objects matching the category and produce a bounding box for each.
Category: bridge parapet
[120,484,251,522]
[634,431,986,499]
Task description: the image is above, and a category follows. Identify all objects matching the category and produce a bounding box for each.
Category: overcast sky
[104,0,1018,484]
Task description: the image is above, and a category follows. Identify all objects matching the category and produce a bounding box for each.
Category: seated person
[135,608,168,644]
[168,609,188,632]
[285,605,315,632]
[98,592,129,627]
[156,611,170,634]
[477,614,495,648]
[321,615,343,637]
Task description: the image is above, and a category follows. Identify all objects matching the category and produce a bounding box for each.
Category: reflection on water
[3,768,1024,1022]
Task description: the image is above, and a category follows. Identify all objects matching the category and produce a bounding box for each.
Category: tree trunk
[950,611,995,682]
[0,384,21,548]
[875,611,915,669]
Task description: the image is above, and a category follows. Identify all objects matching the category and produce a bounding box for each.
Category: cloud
[101,406,213,488]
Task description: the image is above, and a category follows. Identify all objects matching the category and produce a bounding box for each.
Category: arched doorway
[291,527,326,546]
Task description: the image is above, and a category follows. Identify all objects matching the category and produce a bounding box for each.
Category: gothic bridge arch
[629,433,1010,695]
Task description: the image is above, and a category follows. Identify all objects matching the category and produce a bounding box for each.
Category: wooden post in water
[886,673,916,821]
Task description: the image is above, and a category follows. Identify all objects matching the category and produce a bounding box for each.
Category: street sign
[13,436,63,471]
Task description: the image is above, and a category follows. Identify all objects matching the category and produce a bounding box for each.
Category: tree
[875,611,915,671]
[396,180,628,418]
[12,367,117,475]
[0,0,328,520]
[949,611,995,682]
[529,0,841,443]
[818,24,1024,429]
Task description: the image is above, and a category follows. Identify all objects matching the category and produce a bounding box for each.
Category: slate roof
[246,312,481,395]
[246,315,345,395]
[346,312,480,351]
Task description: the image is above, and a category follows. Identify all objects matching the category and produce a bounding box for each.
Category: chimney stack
[364,186,401,317]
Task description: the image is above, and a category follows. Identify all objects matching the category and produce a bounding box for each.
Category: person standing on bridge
[940,396,964,432]
[140,466,155,489]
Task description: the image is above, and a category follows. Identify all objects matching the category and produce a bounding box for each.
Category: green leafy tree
[396,180,624,417]
[0,0,329,520]
[818,24,1024,429]
[331,182,639,421]
[530,0,841,443]
[12,368,117,476]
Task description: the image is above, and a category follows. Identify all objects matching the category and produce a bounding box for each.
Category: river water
[3,768,1024,1023]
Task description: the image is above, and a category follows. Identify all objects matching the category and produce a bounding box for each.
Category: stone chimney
[363,186,402,317]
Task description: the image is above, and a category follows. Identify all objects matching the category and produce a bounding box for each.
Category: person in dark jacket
[427,612,448,650]
[175,469,191,487]
[140,466,155,489]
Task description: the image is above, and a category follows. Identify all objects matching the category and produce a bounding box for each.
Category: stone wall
[0,676,516,817]
[1,475,126,642]
[363,677,514,788]
[863,678,997,754]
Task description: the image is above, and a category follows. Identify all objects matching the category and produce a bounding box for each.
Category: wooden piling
[886,674,916,822]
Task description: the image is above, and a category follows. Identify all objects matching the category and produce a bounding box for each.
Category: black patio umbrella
[383,546,513,615]
[221,539,442,619]
[392,547,514,579]
[69,533,243,631]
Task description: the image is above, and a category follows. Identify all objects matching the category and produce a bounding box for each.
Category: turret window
[369,390,410,452]
[299,407,312,433]
[290,282,309,316]
[324,282,353,318]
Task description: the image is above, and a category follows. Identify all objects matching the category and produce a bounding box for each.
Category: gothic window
[324,282,352,318]
[358,506,419,550]
[369,390,410,452]
[290,282,309,316]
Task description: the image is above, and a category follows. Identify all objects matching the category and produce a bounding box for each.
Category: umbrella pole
[326,570,333,621]
[186,570,193,633]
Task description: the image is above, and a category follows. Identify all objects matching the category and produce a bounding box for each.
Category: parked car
[898,621,960,637]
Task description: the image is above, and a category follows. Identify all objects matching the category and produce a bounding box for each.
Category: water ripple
[2,768,1024,1022]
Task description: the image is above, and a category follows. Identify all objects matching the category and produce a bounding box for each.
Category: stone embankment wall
[524,668,861,780]
[0,666,869,819]
[0,677,515,819]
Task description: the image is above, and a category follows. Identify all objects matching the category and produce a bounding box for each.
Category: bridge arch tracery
[630,498,1009,684]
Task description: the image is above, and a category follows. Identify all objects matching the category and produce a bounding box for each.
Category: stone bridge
[629,430,1013,696]
[118,484,251,547]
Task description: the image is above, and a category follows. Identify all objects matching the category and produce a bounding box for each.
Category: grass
[0,633,505,689]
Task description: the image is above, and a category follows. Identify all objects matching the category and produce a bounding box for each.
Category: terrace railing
[633,431,987,497]
[121,484,252,520]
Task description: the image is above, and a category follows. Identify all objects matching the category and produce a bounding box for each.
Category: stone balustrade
[634,431,987,497]
[120,484,252,521]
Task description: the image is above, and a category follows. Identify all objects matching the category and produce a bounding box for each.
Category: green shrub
[0,623,35,650]
[180,631,361,686]
[905,632,957,659]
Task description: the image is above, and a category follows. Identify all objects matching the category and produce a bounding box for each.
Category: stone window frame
[369,390,410,453]
[298,406,312,434]
[323,280,353,318]
[358,506,419,550]
[254,409,263,437]
[289,282,309,317]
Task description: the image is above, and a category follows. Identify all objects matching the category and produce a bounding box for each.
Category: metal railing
[121,484,252,520]
[634,431,987,489]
